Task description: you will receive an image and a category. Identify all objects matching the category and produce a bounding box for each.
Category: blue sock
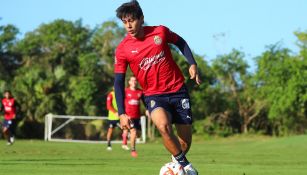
[174,151,190,167]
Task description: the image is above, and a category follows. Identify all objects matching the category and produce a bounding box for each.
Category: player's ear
[141,15,144,25]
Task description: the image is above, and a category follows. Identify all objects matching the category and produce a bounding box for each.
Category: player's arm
[106,93,117,114]
[114,73,131,129]
[140,94,150,118]
[163,25,201,85]
[174,36,201,85]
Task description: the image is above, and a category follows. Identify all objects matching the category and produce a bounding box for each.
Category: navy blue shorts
[108,120,120,128]
[144,85,193,124]
[129,118,141,130]
[2,119,16,129]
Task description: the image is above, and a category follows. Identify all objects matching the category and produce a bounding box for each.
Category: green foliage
[255,44,307,135]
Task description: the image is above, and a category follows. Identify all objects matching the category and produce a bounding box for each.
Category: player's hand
[189,64,201,85]
[145,110,150,118]
[119,114,131,130]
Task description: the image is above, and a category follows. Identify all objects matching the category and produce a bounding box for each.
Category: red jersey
[115,25,185,96]
[1,98,16,120]
[125,88,143,119]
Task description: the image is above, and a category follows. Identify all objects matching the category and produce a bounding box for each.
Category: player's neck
[129,87,136,91]
[133,27,144,39]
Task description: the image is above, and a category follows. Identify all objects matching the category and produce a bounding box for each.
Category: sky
[1,0,307,71]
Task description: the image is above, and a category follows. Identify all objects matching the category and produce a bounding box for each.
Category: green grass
[1,135,307,175]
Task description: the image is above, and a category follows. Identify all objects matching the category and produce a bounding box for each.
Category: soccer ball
[159,162,185,175]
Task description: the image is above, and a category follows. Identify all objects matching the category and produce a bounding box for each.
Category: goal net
[44,113,146,144]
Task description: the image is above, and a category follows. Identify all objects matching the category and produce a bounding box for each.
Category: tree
[212,49,263,133]
[0,24,20,91]
[14,19,95,122]
[255,42,307,135]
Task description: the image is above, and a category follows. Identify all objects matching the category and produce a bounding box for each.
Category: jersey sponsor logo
[150,100,156,108]
[139,51,165,70]
[154,35,162,45]
[181,99,190,109]
[5,106,12,111]
[114,56,118,64]
[128,99,139,105]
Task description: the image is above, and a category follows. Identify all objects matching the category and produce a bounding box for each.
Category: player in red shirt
[114,1,200,174]
[1,90,19,145]
[125,76,143,157]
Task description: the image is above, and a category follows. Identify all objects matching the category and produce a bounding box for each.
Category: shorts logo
[181,99,190,109]
[150,100,156,108]
[154,35,162,45]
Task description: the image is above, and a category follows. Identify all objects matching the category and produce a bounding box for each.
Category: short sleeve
[161,25,179,44]
[114,46,128,73]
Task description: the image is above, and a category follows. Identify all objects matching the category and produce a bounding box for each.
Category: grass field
[1,135,307,175]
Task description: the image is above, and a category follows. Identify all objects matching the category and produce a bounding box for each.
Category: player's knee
[156,124,172,136]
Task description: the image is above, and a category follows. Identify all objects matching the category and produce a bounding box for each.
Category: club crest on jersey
[181,99,190,109]
[154,35,162,45]
[150,100,156,108]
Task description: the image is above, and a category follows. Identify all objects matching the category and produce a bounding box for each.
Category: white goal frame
[44,113,146,144]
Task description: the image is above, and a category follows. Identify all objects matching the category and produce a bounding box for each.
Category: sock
[107,140,111,147]
[174,151,190,167]
[122,133,127,145]
[7,131,11,143]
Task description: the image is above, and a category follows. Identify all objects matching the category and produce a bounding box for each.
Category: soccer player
[106,88,129,151]
[125,76,143,157]
[1,90,19,145]
[114,1,200,174]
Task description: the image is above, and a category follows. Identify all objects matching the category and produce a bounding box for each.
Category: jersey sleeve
[106,93,117,113]
[114,46,128,73]
[161,25,179,44]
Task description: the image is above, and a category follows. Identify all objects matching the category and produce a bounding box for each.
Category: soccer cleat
[121,144,130,150]
[6,142,12,146]
[131,150,138,158]
[10,137,14,143]
[106,146,112,151]
[184,163,198,175]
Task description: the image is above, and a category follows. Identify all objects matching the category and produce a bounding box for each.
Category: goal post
[44,113,146,144]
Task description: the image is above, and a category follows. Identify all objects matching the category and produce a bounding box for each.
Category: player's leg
[129,118,141,157]
[121,129,129,150]
[2,121,11,145]
[170,86,198,175]
[9,119,16,143]
[129,128,137,157]
[106,120,114,150]
[150,107,182,155]
[175,124,192,154]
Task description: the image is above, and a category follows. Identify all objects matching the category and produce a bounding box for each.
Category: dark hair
[4,90,11,94]
[116,0,143,20]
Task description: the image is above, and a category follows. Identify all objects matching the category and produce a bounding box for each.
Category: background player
[114,1,200,174]
[125,76,144,157]
[1,90,19,145]
[106,88,129,151]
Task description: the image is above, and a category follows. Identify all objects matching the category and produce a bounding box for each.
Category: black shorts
[2,119,17,133]
[129,118,141,130]
[108,120,120,128]
[144,85,193,124]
